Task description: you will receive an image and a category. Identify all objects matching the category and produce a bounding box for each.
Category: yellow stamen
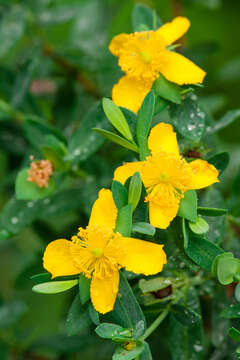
[92,248,103,257]
[139,52,151,63]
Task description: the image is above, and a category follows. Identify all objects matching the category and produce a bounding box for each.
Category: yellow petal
[114,161,143,184]
[89,189,117,230]
[109,33,129,56]
[149,200,179,229]
[90,270,119,314]
[160,51,206,85]
[43,239,80,278]
[148,122,180,156]
[188,159,219,189]
[119,237,166,275]
[112,76,153,113]
[157,16,190,46]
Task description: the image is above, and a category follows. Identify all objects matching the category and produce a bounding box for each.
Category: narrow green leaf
[221,304,240,319]
[178,190,197,222]
[93,128,138,152]
[88,303,100,325]
[189,216,209,234]
[229,327,240,342]
[198,207,228,216]
[207,152,229,175]
[112,180,128,210]
[136,91,155,160]
[15,168,55,200]
[132,222,155,236]
[115,204,132,237]
[95,323,131,340]
[113,343,144,360]
[112,273,146,333]
[139,277,172,293]
[154,75,181,104]
[140,342,152,360]
[66,295,91,336]
[79,274,91,304]
[65,102,110,163]
[128,172,142,211]
[206,109,240,134]
[32,280,78,294]
[185,235,224,271]
[31,273,52,284]
[102,98,133,141]
[235,283,240,302]
[172,305,201,327]
[132,3,162,31]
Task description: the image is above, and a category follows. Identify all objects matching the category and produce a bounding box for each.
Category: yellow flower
[114,123,219,229]
[43,189,166,314]
[109,16,206,112]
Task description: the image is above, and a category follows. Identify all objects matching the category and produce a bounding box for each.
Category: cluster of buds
[27,156,53,188]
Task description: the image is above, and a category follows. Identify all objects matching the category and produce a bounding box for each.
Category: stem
[142,305,170,341]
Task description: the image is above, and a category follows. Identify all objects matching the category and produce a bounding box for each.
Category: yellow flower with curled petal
[114,123,219,229]
[43,189,166,314]
[109,16,206,113]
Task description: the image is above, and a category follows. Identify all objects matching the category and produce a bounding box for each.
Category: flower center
[92,247,103,257]
[139,51,151,63]
[160,172,169,181]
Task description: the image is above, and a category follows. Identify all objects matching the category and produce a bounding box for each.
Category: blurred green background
[0,0,240,359]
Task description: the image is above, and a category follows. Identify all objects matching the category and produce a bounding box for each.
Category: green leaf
[185,234,224,271]
[136,91,155,160]
[102,98,133,141]
[128,172,142,211]
[111,273,146,334]
[88,303,100,325]
[153,75,181,104]
[93,128,138,152]
[169,95,206,142]
[66,102,110,163]
[221,304,240,319]
[0,197,40,234]
[217,257,240,285]
[132,3,162,31]
[228,327,240,342]
[211,252,233,276]
[41,146,66,171]
[189,216,209,234]
[31,273,52,284]
[235,283,240,302]
[207,152,229,175]
[32,280,78,294]
[113,343,144,360]
[139,342,152,360]
[172,305,201,327]
[79,274,91,304]
[0,7,25,59]
[198,207,228,216]
[112,180,128,210]
[115,204,132,237]
[139,277,172,293]
[95,323,131,340]
[15,168,55,200]
[66,295,91,336]
[11,59,37,108]
[23,116,66,149]
[211,285,230,347]
[132,222,155,236]
[206,109,240,134]
[178,190,197,222]
[0,300,28,329]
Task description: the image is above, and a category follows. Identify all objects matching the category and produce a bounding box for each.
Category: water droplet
[190,112,195,119]
[74,149,81,156]
[188,124,196,131]
[43,198,50,205]
[191,94,197,101]
[27,201,34,208]
[194,344,203,352]
[198,112,205,119]
[11,217,18,224]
